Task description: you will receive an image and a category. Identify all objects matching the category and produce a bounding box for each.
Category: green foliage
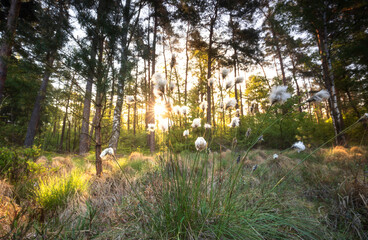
[34,171,88,211]
[0,145,40,181]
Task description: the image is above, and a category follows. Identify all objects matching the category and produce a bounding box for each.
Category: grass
[34,171,88,211]
[0,147,367,239]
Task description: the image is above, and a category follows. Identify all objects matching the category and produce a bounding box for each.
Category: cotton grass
[269,85,291,104]
[195,137,207,151]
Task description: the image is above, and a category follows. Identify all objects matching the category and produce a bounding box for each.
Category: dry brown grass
[51,156,74,171]
[0,180,26,236]
[323,146,367,165]
[129,151,155,163]
[220,149,232,160]
[35,156,48,166]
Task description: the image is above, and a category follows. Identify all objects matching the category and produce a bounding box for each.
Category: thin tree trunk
[79,37,97,154]
[184,24,190,105]
[0,0,21,103]
[148,10,158,154]
[109,0,131,151]
[290,56,302,112]
[207,6,218,125]
[24,52,55,147]
[59,80,73,151]
[316,12,346,145]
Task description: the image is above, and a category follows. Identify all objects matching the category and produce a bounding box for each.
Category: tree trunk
[0,0,21,103]
[59,80,73,151]
[24,52,55,147]
[316,12,346,145]
[290,56,302,112]
[207,6,218,125]
[79,37,97,155]
[148,10,158,154]
[184,24,190,105]
[109,0,131,151]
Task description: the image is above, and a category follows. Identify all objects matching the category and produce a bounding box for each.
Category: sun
[154,103,166,118]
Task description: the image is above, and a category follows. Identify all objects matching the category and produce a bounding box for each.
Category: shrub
[0,146,40,181]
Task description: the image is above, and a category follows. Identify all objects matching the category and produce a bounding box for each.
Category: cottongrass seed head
[307,89,330,103]
[181,106,189,116]
[225,78,234,90]
[192,118,201,128]
[292,141,306,153]
[269,85,291,104]
[126,95,135,105]
[225,98,237,109]
[200,101,208,111]
[228,117,240,128]
[173,105,181,115]
[235,76,244,84]
[195,137,207,151]
[183,129,189,137]
[147,123,155,132]
[168,82,176,92]
[100,147,114,158]
[208,77,216,87]
[159,118,173,132]
[359,113,368,122]
[221,68,230,79]
[204,123,212,129]
[153,73,167,94]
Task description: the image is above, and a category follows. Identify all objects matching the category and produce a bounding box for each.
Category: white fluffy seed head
[292,141,306,153]
[126,95,135,104]
[181,106,189,116]
[153,73,167,94]
[228,117,240,128]
[269,85,291,104]
[225,98,237,109]
[200,101,207,111]
[195,137,207,151]
[100,147,114,158]
[183,129,189,137]
[308,89,330,102]
[273,153,278,159]
[235,76,244,84]
[225,78,234,90]
[221,68,230,79]
[173,105,181,115]
[191,118,201,128]
[204,123,211,129]
[219,102,224,109]
[159,118,173,132]
[208,77,216,87]
[169,82,176,91]
[147,123,155,132]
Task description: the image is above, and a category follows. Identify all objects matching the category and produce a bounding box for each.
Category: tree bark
[148,10,158,154]
[207,6,218,125]
[59,80,73,151]
[0,0,21,103]
[79,37,97,154]
[24,52,55,147]
[109,0,131,151]
[316,12,346,145]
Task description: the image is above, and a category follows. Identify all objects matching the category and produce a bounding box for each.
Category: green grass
[34,171,88,211]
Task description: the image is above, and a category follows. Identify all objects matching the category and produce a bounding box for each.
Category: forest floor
[1,146,367,239]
